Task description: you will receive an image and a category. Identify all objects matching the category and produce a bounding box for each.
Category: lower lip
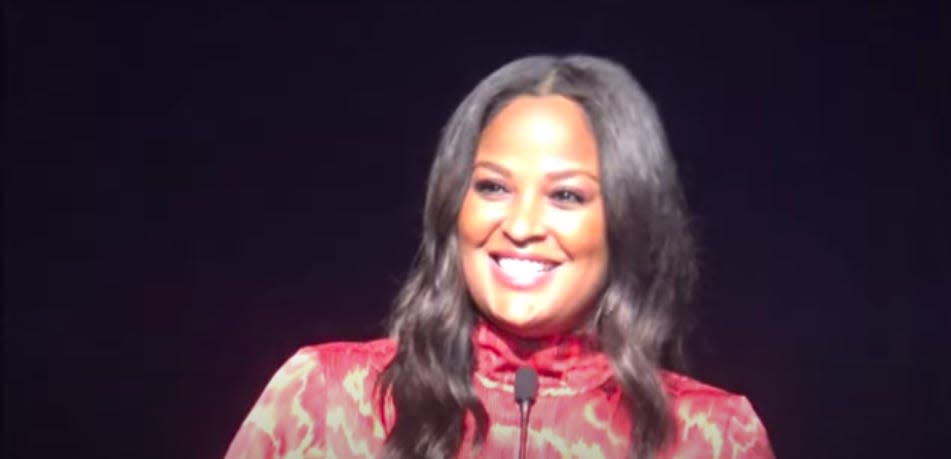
[489,257,558,290]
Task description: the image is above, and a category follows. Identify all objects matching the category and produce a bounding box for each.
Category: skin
[458,95,608,338]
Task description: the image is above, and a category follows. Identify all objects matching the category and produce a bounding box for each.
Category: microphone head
[514,366,538,403]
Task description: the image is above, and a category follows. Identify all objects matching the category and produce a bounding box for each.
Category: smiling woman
[224,55,775,459]
[459,95,608,339]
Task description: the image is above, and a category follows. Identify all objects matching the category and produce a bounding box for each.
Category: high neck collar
[472,320,614,395]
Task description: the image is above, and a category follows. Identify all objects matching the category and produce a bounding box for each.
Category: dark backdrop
[4,3,949,458]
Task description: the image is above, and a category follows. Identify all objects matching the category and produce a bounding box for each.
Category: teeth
[497,257,553,278]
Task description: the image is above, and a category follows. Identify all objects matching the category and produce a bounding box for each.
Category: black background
[4,3,949,458]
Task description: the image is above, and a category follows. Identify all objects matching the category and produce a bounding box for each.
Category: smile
[489,255,560,289]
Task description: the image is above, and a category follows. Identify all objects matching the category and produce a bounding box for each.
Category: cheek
[552,209,608,259]
[457,192,502,246]
[457,195,492,307]
[456,194,479,244]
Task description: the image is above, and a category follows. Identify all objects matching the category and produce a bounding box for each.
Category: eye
[550,188,586,205]
[473,179,509,197]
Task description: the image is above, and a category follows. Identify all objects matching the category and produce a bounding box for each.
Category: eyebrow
[472,160,599,182]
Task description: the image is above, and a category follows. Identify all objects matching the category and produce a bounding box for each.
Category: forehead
[475,95,599,172]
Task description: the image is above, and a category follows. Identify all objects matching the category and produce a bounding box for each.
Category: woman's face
[458,95,608,338]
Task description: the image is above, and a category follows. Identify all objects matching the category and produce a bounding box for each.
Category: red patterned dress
[225,322,774,458]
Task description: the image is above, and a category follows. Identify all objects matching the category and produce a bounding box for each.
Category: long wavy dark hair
[376,55,697,459]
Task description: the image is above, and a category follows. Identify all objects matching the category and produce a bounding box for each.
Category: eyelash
[473,180,587,205]
[550,188,586,205]
[473,180,508,195]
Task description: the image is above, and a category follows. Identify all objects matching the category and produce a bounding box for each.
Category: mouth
[488,253,561,289]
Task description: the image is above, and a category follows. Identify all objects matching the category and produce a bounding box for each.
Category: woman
[224,55,774,458]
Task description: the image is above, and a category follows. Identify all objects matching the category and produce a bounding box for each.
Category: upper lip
[488,250,562,265]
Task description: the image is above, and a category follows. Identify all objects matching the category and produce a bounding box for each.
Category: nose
[501,193,546,244]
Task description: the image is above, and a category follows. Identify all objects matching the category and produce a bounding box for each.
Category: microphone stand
[517,399,532,459]
[514,366,538,459]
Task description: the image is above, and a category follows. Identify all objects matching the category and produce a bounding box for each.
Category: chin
[489,312,561,338]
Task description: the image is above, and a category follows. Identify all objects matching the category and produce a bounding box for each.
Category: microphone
[514,366,538,459]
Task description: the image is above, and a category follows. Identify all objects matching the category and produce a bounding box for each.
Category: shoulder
[223,338,395,459]
[265,338,396,408]
[290,338,396,374]
[263,338,396,394]
[662,370,743,402]
[660,371,775,459]
[246,337,396,408]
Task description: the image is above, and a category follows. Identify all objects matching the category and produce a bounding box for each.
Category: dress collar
[471,320,614,395]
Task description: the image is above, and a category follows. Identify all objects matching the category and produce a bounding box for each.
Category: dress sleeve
[223,348,328,459]
[721,396,775,459]
[668,391,775,459]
